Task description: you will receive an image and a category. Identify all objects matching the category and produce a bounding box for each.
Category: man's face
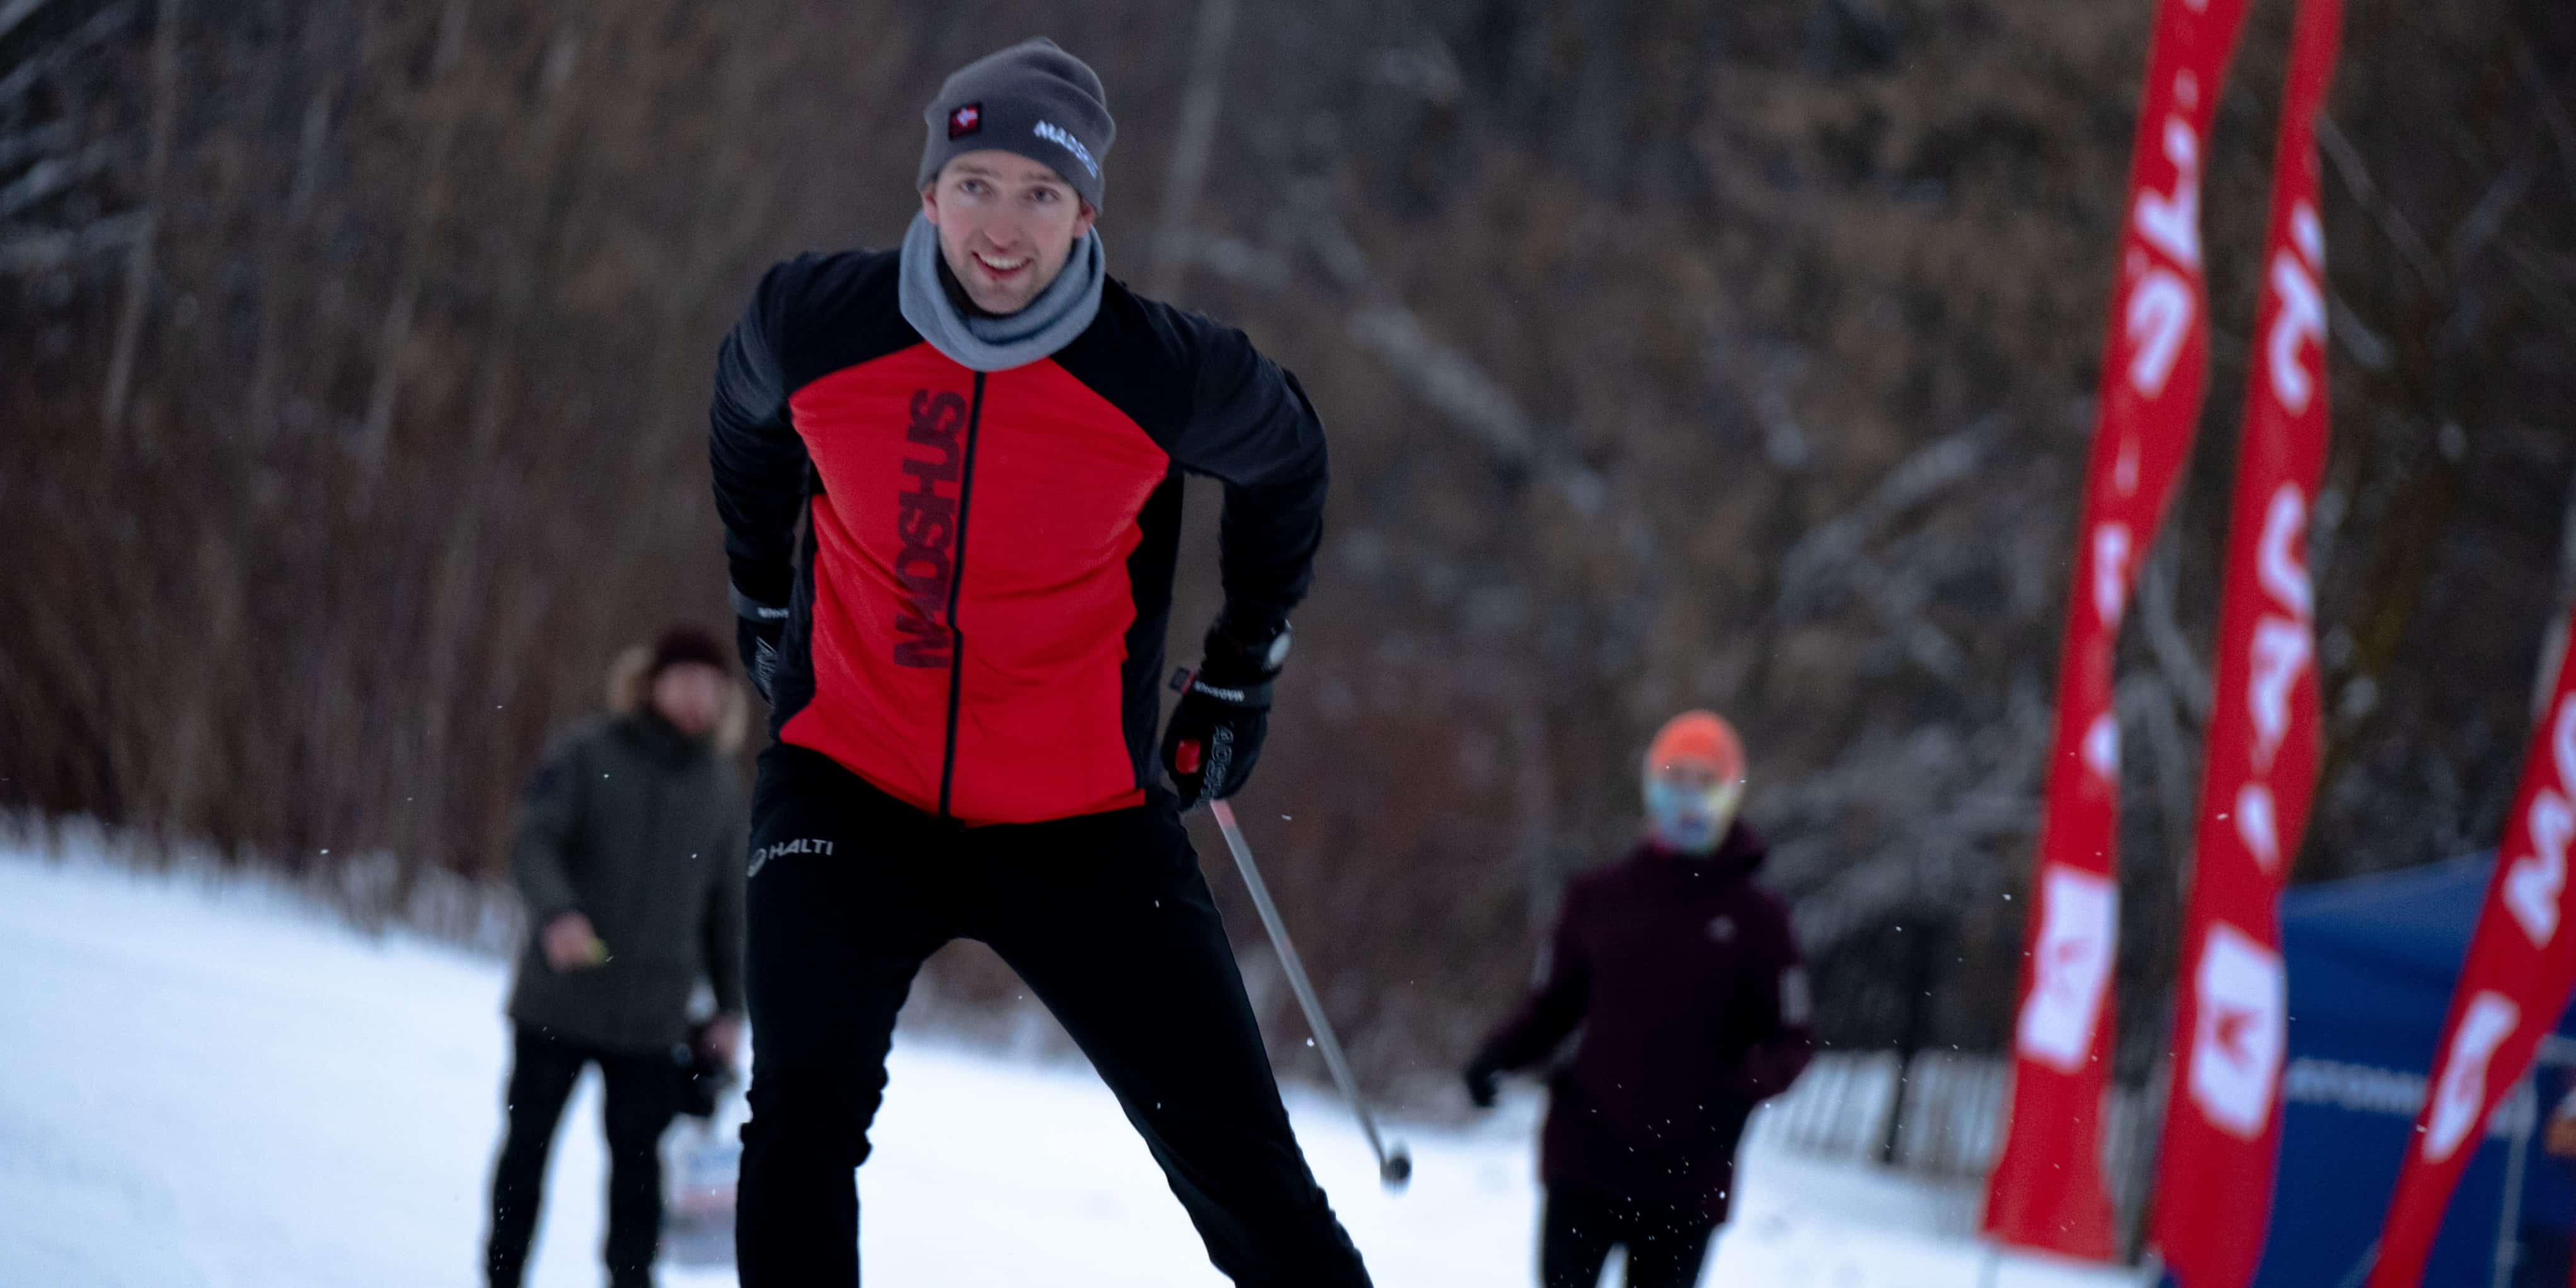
[1644,761,1744,856]
[921,150,1096,315]
[650,663,729,739]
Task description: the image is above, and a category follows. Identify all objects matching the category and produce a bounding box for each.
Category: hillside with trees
[3,0,2572,1093]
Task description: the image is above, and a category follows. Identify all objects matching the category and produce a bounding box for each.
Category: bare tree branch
[2119,671,2197,885]
[1146,0,1236,299]
[0,141,113,218]
[100,0,183,440]
[246,44,343,439]
[357,0,471,478]
[2316,114,2441,291]
[2327,290,2393,373]
[0,121,72,173]
[2533,463,2576,719]
[1778,418,1997,614]
[1346,303,1536,459]
[2517,43,2576,191]
[0,0,51,45]
[1849,549,1973,686]
[0,3,135,110]
[0,210,144,273]
[1345,302,1609,513]
[2443,152,2534,273]
[2136,534,2210,725]
[1766,418,2008,686]
[1785,711,2047,951]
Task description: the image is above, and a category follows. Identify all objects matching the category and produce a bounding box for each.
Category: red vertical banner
[2367,609,2576,1284]
[1985,0,2250,1258]
[2148,0,2342,1280]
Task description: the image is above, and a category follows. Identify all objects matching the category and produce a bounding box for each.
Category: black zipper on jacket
[936,371,987,819]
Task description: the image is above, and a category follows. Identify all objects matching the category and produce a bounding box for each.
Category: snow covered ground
[0,845,2144,1287]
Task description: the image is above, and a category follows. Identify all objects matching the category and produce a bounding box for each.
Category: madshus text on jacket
[709,249,1325,825]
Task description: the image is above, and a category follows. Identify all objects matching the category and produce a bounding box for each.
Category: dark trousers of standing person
[733,742,1372,1288]
[486,1026,677,1288]
[1540,1183,1720,1288]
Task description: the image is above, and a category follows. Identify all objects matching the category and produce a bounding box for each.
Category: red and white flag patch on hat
[947,103,982,139]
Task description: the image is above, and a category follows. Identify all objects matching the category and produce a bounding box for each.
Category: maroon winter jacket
[1474,822,1814,1223]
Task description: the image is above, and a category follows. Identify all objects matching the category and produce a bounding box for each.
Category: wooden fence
[1745,1049,2163,1248]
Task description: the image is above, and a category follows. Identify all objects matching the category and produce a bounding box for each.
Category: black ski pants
[485,1025,676,1288]
[734,742,1371,1287]
[1539,1183,1719,1288]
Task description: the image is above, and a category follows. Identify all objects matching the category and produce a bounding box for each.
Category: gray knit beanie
[917,38,1116,209]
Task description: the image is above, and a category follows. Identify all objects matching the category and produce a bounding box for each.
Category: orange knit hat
[1644,710,1745,783]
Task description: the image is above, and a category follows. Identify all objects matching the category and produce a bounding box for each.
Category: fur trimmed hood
[606,645,750,756]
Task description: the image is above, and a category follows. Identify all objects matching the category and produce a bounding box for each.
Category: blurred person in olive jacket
[1465,710,1815,1288]
[485,626,750,1288]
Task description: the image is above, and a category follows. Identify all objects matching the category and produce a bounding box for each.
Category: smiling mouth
[973,251,1030,279]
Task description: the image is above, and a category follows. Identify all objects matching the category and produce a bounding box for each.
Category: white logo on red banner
[2186,923,2287,1138]
[2374,619,2576,1284]
[1989,0,2254,1257]
[2134,120,2206,267]
[2422,991,2519,1163]
[2502,699,2576,947]
[2140,0,2336,1280]
[2255,483,2313,618]
[2083,713,2120,783]
[2124,120,2206,399]
[2265,219,2326,413]
[2234,783,2282,872]
[2018,866,2119,1072]
[2093,524,2134,627]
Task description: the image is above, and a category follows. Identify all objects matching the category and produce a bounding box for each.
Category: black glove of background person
[731,586,788,703]
[1161,621,1289,810]
[1463,1056,1502,1110]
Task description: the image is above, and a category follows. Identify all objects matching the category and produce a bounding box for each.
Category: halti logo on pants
[894,389,967,667]
[749,836,834,879]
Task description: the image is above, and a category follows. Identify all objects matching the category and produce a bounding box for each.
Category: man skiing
[1465,711,1814,1288]
[487,626,749,1288]
[706,37,1370,1287]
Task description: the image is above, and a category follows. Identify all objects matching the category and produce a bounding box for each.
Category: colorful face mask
[1644,768,1744,855]
[1641,710,1748,855]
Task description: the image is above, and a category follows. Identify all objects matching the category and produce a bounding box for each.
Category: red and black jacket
[709,249,1325,825]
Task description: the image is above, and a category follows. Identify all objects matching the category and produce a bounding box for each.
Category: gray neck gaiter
[899,212,1105,372]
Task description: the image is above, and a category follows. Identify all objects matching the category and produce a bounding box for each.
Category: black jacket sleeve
[709,258,814,609]
[1474,885,1594,1073]
[1730,892,1816,1100]
[1166,319,1327,640]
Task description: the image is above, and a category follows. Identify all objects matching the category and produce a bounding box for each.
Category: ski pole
[1208,797,1413,1191]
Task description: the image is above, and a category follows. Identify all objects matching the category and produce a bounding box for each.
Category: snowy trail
[0,849,2139,1287]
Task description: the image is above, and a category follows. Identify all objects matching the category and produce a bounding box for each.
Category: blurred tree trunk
[357,0,469,484]
[98,0,178,441]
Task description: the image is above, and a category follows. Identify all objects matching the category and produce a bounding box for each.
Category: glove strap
[1171,667,1271,708]
[731,584,790,622]
[1190,676,1272,707]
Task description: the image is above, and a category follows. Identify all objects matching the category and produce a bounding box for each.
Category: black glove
[1161,620,1289,810]
[731,585,788,703]
[1464,1056,1502,1110]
